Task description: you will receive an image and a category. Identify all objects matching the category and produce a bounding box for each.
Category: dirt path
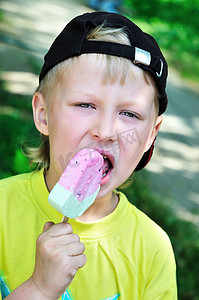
[1,0,199,225]
[146,70,199,226]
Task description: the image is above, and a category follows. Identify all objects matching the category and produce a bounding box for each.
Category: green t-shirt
[0,169,177,299]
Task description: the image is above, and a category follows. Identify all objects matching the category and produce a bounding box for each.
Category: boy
[0,12,177,300]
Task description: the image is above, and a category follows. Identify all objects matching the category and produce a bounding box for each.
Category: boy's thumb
[43,221,54,232]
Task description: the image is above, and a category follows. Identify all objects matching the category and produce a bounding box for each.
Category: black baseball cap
[39,12,168,171]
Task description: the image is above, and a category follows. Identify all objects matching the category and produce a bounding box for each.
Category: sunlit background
[0,0,199,299]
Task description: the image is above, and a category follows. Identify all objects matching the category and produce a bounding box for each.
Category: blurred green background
[124,0,199,82]
[0,0,199,299]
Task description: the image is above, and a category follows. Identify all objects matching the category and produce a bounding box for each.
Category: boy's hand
[30,222,87,299]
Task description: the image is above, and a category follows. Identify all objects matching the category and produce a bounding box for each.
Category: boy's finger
[48,233,80,246]
[72,254,87,270]
[43,222,73,237]
[65,242,85,256]
[43,221,54,232]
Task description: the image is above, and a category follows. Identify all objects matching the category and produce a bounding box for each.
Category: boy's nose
[90,115,117,143]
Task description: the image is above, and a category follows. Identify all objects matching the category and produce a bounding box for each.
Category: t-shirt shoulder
[0,171,33,186]
[0,171,36,207]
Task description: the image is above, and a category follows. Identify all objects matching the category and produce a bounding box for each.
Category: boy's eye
[76,103,94,108]
[120,111,137,118]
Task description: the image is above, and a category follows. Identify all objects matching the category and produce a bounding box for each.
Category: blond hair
[26,24,159,170]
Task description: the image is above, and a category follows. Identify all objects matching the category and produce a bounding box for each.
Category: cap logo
[156,58,163,78]
[134,47,151,66]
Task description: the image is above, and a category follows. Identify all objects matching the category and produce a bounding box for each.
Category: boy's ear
[145,115,163,152]
[32,92,49,136]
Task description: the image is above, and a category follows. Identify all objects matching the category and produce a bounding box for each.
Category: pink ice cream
[48,148,104,218]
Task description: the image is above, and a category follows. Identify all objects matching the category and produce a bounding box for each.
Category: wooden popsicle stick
[62,216,69,223]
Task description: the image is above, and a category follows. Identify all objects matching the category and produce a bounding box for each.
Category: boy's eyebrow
[65,91,102,103]
[118,101,147,114]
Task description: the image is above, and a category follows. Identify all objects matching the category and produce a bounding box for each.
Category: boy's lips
[93,148,115,168]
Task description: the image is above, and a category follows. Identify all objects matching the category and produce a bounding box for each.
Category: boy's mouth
[93,149,114,184]
[102,155,113,179]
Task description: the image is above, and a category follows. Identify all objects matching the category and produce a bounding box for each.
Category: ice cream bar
[48,148,104,221]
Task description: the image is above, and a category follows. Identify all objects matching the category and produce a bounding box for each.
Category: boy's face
[33,54,162,200]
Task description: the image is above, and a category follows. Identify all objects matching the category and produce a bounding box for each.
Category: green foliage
[0,9,4,22]
[27,57,42,75]
[0,79,38,178]
[13,148,31,173]
[118,172,199,300]
[125,0,199,25]
[123,0,199,82]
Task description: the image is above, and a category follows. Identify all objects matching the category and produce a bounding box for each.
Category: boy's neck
[76,191,119,222]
